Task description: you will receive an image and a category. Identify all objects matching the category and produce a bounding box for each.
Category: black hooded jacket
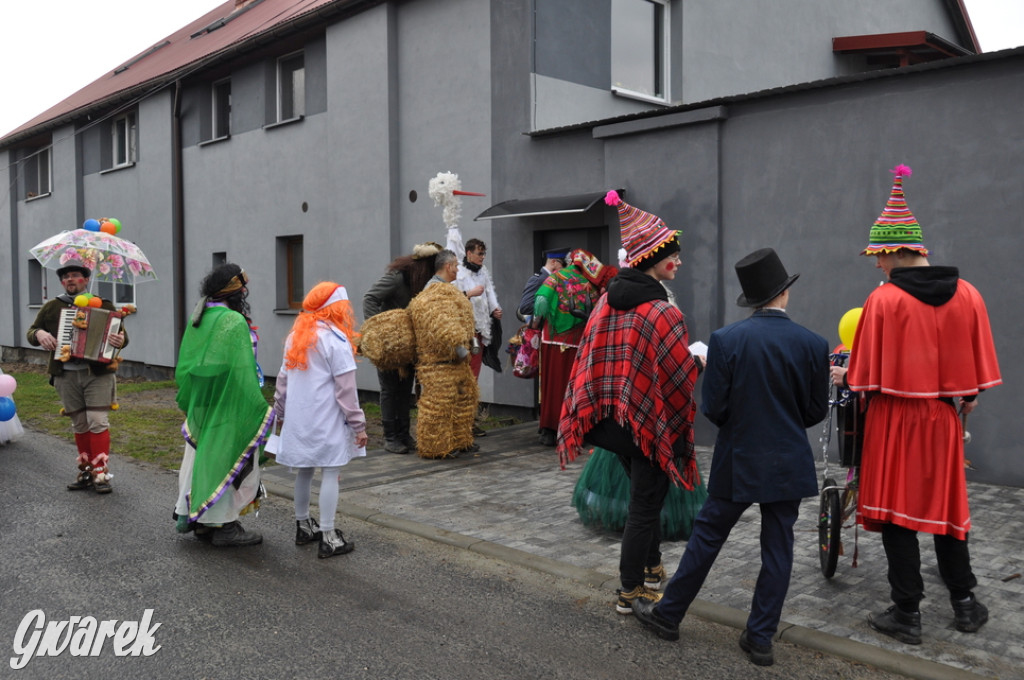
[606,268,669,311]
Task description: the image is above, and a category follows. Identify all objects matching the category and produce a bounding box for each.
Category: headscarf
[284,282,360,370]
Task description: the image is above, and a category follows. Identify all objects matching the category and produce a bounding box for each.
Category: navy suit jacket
[517,267,551,316]
[701,309,829,503]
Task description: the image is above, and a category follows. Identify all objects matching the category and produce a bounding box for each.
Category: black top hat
[57,264,91,279]
[735,248,799,308]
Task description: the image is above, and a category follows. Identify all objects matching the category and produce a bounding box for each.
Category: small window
[277,52,305,122]
[96,281,136,306]
[25,145,52,198]
[112,112,137,167]
[212,251,227,268]
[276,235,304,309]
[28,260,46,305]
[611,0,670,103]
[212,79,231,138]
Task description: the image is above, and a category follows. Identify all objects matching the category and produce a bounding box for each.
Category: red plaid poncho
[557,294,699,489]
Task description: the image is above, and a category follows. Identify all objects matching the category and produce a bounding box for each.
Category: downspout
[172,81,186,355]
[7,156,19,351]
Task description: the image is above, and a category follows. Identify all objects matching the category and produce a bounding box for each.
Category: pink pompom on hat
[861,164,928,256]
[604,190,679,268]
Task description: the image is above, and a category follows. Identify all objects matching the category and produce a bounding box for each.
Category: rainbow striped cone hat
[604,190,678,267]
[861,164,928,256]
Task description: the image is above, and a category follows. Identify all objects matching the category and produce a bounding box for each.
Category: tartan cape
[557,295,699,489]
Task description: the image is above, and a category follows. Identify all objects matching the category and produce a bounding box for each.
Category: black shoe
[402,434,418,451]
[67,470,94,491]
[632,598,679,641]
[211,521,263,547]
[295,517,322,546]
[539,429,556,447]
[318,529,354,558]
[472,424,487,437]
[952,595,989,633]
[739,630,774,666]
[868,605,922,645]
[93,479,112,494]
[194,525,215,542]
[384,438,409,454]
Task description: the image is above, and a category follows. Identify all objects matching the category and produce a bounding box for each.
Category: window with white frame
[611,0,670,103]
[25,145,51,198]
[212,78,231,138]
[28,260,46,305]
[96,281,136,306]
[277,52,305,122]
[112,112,137,167]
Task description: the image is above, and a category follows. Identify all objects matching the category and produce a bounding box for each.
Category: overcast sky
[1,0,1022,138]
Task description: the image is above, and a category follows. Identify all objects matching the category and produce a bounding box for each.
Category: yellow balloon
[838,307,863,350]
[74,294,90,307]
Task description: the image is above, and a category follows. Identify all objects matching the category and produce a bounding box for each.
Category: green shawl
[175,306,272,521]
[534,267,599,336]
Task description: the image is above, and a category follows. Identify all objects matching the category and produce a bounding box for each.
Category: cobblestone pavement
[262,423,1023,679]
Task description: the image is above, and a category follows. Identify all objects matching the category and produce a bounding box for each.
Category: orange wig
[284,282,360,370]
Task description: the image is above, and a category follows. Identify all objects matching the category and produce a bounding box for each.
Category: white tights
[294,466,341,533]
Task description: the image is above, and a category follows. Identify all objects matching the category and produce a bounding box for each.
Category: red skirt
[857,394,970,539]
[539,342,577,431]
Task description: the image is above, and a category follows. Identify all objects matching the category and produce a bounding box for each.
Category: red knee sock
[73,432,91,468]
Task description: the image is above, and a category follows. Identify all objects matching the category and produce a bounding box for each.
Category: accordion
[55,307,124,363]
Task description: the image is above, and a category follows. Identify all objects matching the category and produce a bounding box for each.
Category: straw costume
[174,265,272,546]
[408,281,478,458]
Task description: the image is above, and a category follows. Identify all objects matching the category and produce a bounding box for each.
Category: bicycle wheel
[818,478,842,578]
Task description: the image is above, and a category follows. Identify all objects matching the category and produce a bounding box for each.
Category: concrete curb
[263,475,987,680]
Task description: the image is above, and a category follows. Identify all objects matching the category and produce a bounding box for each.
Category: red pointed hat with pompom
[605,190,679,267]
[861,164,928,256]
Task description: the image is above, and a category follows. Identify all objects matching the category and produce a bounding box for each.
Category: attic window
[191,0,266,38]
[114,41,171,74]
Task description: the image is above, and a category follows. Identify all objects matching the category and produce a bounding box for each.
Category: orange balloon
[100,222,117,234]
[88,297,103,308]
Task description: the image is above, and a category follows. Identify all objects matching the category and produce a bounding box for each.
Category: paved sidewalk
[262,423,1023,680]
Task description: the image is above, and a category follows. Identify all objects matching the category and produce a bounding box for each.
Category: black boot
[397,416,417,451]
[211,521,263,547]
[868,605,922,645]
[952,594,989,633]
[382,419,408,454]
[67,466,93,491]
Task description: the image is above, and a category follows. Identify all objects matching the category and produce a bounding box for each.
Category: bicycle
[817,351,864,579]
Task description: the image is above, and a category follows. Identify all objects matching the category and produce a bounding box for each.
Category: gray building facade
[4,1,1017,484]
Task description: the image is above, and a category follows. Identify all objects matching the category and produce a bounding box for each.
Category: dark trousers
[655,495,801,647]
[584,419,669,590]
[881,523,977,611]
[378,368,414,435]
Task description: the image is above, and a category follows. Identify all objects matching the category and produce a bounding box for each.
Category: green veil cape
[175,306,272,521]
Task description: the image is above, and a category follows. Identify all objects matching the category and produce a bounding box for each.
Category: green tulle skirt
[572,446,708,541]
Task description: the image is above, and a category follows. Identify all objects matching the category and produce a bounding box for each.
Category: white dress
[276,324,366,468]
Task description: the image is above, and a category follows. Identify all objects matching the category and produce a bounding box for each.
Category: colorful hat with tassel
[604,190,679,268]
[862,164,928,256]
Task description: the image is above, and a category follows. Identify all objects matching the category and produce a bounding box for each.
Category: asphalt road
[0,430,905,679]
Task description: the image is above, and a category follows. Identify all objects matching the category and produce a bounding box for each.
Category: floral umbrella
[29,229,157,285]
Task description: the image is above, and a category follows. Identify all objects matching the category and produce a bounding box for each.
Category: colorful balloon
[100,222,117,235]
[0,397,16,422]
[74,294,90,307]
[0,374,16,398]
[838,307,863,350]
[83,219,101,231]
[109,218,122,233]
[88,296,104,308]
